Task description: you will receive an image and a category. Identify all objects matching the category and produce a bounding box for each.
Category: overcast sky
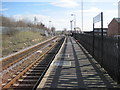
[1,0,120,31]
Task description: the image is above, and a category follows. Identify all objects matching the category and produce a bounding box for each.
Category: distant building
[84,28,108,36]
[107,18,120,37]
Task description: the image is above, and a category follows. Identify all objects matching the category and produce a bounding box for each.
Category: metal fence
[73,33,120,84]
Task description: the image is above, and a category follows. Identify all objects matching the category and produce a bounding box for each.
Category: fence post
[118,37,120,84]
[93,23,95,58]
[101,12,103,67]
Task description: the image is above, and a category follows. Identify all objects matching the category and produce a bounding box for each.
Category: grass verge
[2,31,50,57]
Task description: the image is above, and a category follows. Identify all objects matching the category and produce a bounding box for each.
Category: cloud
[69,7,102,15]
[0,8,9,11]
[113,3,117,6]
[84,7,102,13]
[51,0,79,8]
[12,14,51,22]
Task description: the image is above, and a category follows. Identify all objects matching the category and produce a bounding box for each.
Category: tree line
[0,15,55,36]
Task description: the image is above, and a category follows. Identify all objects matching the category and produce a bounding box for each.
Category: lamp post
[71,14,76,32]
[49,21,51,30]
[49,21,53,36]
[34,16,37,25]
[70,20,73,32]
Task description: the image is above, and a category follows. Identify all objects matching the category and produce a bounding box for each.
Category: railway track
[1,37,57,71]
[1,36,65,90]
[1,37,58,85]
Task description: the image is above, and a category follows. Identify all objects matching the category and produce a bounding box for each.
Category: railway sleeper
[26,72,42,75]
[28,71,43,74]
[22,75,40,79]
[37,62,48,65]
[28,69,43,72]
[25,73,42,76]
[33,65,47,68]
[18,80,37,84]
[34,64,48,67]
[40,61,51,64]
[32,67,46,70]
[34,62,47,66]
[13,83,35,87]
[18,79,37,82]
[19,78,38,82]
[48,52,56,54]
[12,86,34,89]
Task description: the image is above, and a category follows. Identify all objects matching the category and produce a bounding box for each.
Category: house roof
[114,18,120,23]
[108,18,120,26]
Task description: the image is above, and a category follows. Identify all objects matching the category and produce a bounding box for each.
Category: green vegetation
[2,31,51,57]
[1,15,55,57]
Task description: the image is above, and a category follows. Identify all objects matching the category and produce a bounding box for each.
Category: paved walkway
[37,36,119,89]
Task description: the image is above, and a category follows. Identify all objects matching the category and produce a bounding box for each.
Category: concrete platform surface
[37,36,119,89]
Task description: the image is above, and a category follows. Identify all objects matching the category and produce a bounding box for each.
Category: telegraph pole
[81,0,83,31]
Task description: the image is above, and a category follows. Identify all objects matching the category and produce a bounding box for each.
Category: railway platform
[37,36,119,89]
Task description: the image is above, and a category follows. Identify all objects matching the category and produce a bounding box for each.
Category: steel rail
[33,37,66,90]
[2,43,48,70]
[1,37,57,70]
[2,40,59,89]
